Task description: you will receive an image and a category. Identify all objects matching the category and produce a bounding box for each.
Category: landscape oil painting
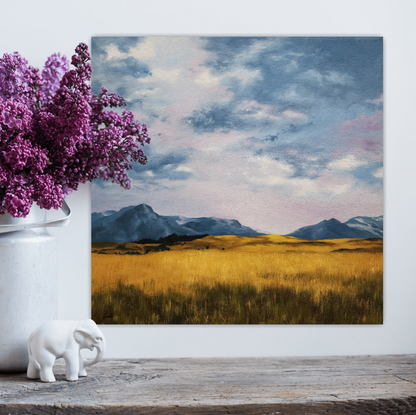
[91,37,383,324]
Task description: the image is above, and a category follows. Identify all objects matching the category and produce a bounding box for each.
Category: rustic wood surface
[0,355,415,414]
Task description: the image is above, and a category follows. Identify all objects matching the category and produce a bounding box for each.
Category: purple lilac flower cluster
[0,43,150,217]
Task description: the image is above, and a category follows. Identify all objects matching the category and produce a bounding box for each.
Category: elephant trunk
[84,337,106,367]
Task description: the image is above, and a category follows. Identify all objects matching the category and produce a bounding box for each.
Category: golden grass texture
[92,235,382,302]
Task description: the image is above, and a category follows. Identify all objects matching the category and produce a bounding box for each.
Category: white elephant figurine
[27,319,106,382]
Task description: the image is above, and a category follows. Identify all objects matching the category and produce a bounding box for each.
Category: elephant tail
[27,331,41,371]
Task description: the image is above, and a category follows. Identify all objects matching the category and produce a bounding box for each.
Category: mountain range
[286,216,383,240]
[92,204,263,242]
[91,204,383,242]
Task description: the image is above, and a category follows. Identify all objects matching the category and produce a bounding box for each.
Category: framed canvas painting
[90,37,383,325]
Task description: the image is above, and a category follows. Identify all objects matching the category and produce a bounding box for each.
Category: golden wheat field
[91,235,383,324]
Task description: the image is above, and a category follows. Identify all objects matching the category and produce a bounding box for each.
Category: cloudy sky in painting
[91,37,383,234]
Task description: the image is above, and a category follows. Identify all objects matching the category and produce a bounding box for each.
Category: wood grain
[1,355,415,414]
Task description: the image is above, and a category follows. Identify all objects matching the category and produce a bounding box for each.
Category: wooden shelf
[1,355,415,414]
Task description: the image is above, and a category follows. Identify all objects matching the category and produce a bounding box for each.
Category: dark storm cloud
[93,56,151,80]
[285,122,314,134]
[91,37,151,95]
[183,102,280,134]
[91,37,143,55]
[351,163,383,187]
[130,146,195,183]
[281,150,330,179]
[201,37,382,117]
[292,37,383,99]
[183,104,242,133]
[201,37,268,72]
[266,134,278,142]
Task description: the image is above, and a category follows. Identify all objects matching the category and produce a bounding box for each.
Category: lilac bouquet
[0,43,150,217]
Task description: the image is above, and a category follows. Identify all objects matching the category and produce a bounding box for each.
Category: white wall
[2,0,415,358]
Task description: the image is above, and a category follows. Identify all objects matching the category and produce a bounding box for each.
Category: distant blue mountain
[91,207,133,226]
[92,205,383,242]
[286,216,383,240]
[91,204,263,242]
[178,217,261,237]
[344,215,383,238]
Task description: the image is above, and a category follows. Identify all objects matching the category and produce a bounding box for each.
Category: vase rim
[0,204,47,227]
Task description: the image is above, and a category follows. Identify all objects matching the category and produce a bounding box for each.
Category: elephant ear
[74,327,89,344]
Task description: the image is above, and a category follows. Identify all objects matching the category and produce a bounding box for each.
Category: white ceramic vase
[0,202,70,372]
